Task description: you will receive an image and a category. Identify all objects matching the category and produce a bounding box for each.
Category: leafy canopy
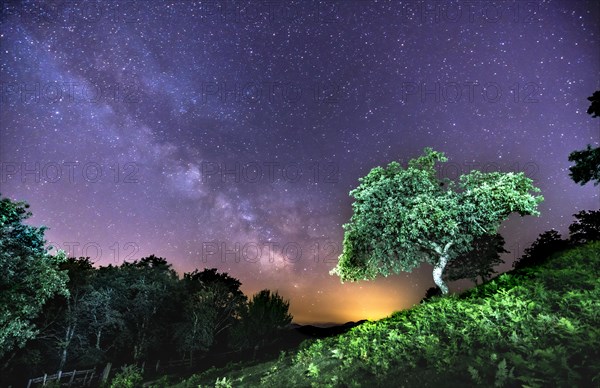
[229,289,292,350]
[568,145,600,186]
[0,195,68,359]
[331,148,543,293]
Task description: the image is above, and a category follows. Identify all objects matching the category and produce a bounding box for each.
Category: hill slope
[172,242,600,387]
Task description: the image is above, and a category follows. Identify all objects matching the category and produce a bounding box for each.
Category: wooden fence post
[82,369,89,385]
[87,368,95,386]
[102,363,112,384]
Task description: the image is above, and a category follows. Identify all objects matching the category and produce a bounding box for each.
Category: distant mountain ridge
[289,320,368,338]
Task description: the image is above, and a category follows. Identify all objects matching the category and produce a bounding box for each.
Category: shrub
[110,365,143,388]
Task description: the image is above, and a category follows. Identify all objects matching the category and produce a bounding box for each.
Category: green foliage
[173,359,283,387]
[0,197,293,384]
[36,256,106,370]
[81,284,124,359]
[174,289,217,358]
[119,255,179,362]
[307,362,320,378]
[110,364,143,388]
[174,268,246,359]
[0,195,69,360]
[278,350,287,363]
[257,242,600,387]
[331,148,543,294]
[147,375,172,387]
[180,268,247,353]
[214,376,233,388]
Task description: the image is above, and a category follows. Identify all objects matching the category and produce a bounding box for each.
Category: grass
[158,241,600,387]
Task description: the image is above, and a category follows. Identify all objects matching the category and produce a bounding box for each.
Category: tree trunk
[95,328,102,349]
[134,321,146,363]
[59,347,67,371]
[433,254,449,294]
[59,324,75,370]
[431,241,454,295]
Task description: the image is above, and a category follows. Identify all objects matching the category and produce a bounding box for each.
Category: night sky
[1,0,598,324]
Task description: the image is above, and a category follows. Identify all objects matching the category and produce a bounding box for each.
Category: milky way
[1,0,598,323]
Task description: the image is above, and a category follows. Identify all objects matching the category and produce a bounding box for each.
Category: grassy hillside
[167,242,600,387]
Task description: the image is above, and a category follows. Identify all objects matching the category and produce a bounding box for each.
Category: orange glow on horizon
[287,275,427,325]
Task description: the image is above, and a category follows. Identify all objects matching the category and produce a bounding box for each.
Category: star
[0,0,598,324]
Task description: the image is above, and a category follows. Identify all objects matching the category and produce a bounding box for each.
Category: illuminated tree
[330,148,543,294]
[0,195,68,362]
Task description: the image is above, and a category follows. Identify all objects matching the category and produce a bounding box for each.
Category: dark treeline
[2,247,291,384]
[512,209,600,270]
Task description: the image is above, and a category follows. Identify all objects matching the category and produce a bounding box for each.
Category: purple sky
[1,0,598,323]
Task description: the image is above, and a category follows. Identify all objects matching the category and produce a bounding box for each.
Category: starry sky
[1,0,598,324]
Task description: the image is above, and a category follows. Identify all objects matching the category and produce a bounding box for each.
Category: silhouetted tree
[568,91,600,186]
[444,234,508,285]
[80,281,124,364]
[586,90,600,117]
[229,290,292,351]
[181,268,247,350]
[119,255,178,363]
[513,230,570,270]
[1,197,302,377]
[420,286,442,303]
[568,145,600,186]
[568,209,600,245]
[173,289,216,363]
[87,264,130,363]
[43,257,95,370]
